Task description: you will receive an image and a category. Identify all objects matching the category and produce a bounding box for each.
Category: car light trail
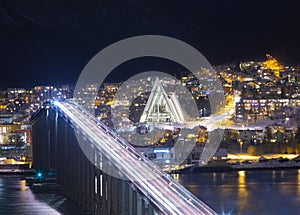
[55,100,217,215]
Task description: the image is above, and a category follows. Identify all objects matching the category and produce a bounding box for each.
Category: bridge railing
[54,100,217,215]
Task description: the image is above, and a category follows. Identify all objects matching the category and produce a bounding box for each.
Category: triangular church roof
[139,78,185,124]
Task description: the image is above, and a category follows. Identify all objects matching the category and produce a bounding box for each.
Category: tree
[287,146,293,154]
[247,145,256,156]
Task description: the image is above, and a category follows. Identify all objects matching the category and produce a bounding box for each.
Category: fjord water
[1,170,300,214]
[0,176,60,214]
[175,169,300,215]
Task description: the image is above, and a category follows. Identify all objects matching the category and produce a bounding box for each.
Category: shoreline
[185,162,300,173]
[0,162,299,175]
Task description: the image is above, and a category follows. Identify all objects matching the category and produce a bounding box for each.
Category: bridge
[31,100,217,214]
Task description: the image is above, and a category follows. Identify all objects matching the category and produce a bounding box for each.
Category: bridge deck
[54,100,217,215]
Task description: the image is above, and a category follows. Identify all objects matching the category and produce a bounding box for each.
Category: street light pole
[239,139,243,153]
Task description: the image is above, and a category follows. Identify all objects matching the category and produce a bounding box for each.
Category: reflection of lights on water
[213,172,216,182]
[297,170,300,197]
[238,171,247,195]
[238,170,248,196]
[237,170,248,212]
[20,180,27,191]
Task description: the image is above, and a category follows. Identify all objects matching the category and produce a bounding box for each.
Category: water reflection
[177,169,300,214]
[20,180,27,191]
[212,172,216,182]
[237,171,248,214]
[297,169,300,202]
[272,170,276,179]
[0,176,60,214]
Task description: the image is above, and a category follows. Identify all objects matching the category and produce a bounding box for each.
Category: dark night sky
[0,0,300,89]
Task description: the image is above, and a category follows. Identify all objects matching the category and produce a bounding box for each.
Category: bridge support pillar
[32,107,161,215]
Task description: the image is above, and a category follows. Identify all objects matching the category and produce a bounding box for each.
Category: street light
[285,117,289,128]
[238,139,243,153]
[247,116,251,127]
